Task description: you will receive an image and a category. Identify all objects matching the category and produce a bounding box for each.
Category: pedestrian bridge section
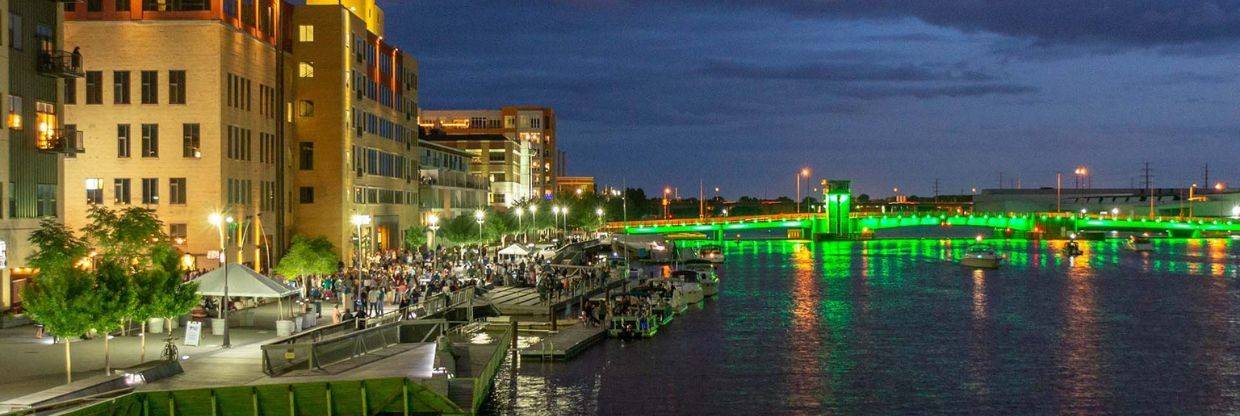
[612,212,1240,240]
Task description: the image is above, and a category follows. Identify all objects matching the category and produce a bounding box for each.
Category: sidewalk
[0,323,280,402]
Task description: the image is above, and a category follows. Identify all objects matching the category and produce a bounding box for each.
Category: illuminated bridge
[610,211,1240,241]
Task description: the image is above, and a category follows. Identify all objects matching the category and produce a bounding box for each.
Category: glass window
[298,142,313,170]
[140,124,158,157]
[9,13,22,51]
[7,95,22,130]
[169,224,187,244]
[35,101,57,151]
[85,178,103,205]
[114,178,131,204]
[64,79,76,105]
[298,62,314,78]
[85,71,103,104]
[182,123,199,157]
[117,124,131,157]
[116,0,130,12]
[168,178,185,204]
[140,70,157,104]
[299,25,314,42]
[141,178,158,204]
[113,71,130,104]
[168,70,186,104]
[35,184,55,217]
[87,0,103,11]
[299,186,314,204]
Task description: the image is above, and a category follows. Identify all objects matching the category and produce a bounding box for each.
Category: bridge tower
[820,180,853,239]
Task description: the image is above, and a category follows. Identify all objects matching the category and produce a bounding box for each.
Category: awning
[192,264,298,298]
[498,244,530,256]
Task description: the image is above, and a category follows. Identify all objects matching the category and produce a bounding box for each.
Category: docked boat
[677,265,720,297]
[699,245,724,264]
[1126,235,1153,252]
[606,292,661,339]
[959,244,1001,269]
[669,271,705,305]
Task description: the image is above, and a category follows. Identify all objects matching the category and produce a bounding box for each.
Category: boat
[605,292,661,339]
[678,264,720,297]
[699,245,724,264]
[669,271,704,305]
[1062,240,1083,257]
[1126,234,1153,252]
[959,244,1001,269]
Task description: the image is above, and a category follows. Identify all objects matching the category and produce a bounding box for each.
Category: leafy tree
[403,225,427,250]
[91,260,138,374]
[21,219,97,384]
[274,235,339,294]
[133,245,199,360]
[80,206,166,271]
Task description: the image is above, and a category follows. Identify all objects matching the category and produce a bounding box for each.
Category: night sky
[387,1,1240,198]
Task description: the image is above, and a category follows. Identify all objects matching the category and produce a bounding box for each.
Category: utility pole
[1056,172,1062,212]
[1203,164,1210,190]
[933,178,940,202]
[1143,162,1154,218]
[998,172,1004,189]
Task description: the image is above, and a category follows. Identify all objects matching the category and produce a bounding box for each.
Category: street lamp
[562,206,569,232]
[796,167,810,213]
[208,213,234,348]
[595,207,604,229]
[551,205,561,235]
[528,204,539,241]
[474,210,485,242]
[350,214,371,269]
[1074,166,1089,189]
[426,214,440,250]
[514,207,525,242]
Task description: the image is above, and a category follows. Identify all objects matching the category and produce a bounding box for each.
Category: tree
[21,219,96,384]
[274,235,339,295]
[133,245,198,361]
[80,206,166,271]
[91,260,137,374]
[403,226,427,250]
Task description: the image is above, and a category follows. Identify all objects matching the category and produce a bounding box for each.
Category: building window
[117,124,131,157]
[35,184,55,217]
[9,13,22,51]
[64,79,76,105]
[182,123,200,158]
[168,178,186,204]
[298,62,314,78]
[140,70,158,104]
[85,178,103,205]
[298,186,314,204]
[140,124,158,157]
[87,0,103,11]
[116,0,130,12]
[85,71,103,104]
[299,25,314,42]
[169,224,187,244]
[113,178,131,204]
[113,71,130,104]
[298,142,313,170]
[7,95,22,130]
[299,100,314,116]
[168,70,186,104]
[141,178,158,204]
[35,102,57,151]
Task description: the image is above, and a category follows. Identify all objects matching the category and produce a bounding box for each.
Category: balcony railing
[37,128,85,156]
[38,50,84,78]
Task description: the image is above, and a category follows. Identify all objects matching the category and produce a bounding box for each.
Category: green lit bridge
[610,211,1240,240]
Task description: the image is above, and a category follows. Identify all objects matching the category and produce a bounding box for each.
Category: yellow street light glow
[474,210,485,221]
[208,213,223,226]
[426,214,439,226]
[800,167,811,177]
[595,207,604,216]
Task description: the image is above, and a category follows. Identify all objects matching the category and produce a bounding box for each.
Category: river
[483,238,1240,415]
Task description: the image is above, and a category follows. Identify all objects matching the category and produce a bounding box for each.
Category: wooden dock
[485,277,627,316]
[519,323,607,361]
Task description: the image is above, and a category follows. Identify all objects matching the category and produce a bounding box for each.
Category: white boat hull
[676,282,704,305]
[700,281,719,297]
[960,256,1000,269]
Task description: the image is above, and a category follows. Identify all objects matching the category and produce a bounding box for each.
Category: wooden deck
[519,324,607,361]
[485,277,628,316]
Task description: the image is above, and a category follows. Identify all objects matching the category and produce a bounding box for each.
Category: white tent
[192,264,297,298]
[498,244,530,256]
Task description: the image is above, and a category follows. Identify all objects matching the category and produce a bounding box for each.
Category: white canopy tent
[193,264,297,298]
[498,244,531,256]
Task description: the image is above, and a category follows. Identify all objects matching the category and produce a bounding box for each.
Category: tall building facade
[290,0,420,263]
[62,0,295,272]
[419,106,557,203]
[421,131,527,208]
[418,139,488,219]
[0,0,76,312]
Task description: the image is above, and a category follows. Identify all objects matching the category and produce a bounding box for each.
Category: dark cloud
[1149,71,1237,85]
[699,60,995,82]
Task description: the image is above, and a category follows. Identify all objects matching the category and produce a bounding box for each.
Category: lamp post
[528,204,539,241]
[350,214,371,269]
[551,205,561,236]
[514,207,525,242]
[1189,183,1198,217]
[208,213,233,348]
[595,207,604,230]
[474,210,485,243]
[1074,166,1089,189]
[426,214,440,250]
[796,167,810,213]
[561,206,569,234]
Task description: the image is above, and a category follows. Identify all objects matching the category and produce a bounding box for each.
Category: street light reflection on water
[486,237,1239,415]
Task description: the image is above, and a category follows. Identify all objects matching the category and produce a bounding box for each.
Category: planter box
[275,320,295,337]
[148,318,166,334]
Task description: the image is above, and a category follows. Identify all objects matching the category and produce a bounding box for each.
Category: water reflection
[485,238,1240,415]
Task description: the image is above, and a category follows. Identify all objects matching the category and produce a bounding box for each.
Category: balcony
[37,128,85,156]
[38,50,84,78]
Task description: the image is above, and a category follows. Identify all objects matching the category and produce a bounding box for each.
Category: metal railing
[37,50,84,78]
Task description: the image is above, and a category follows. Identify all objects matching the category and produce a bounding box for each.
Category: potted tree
[21,219,98,384]
[273,235,338,332]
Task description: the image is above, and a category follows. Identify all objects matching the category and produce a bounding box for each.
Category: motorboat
[678,265,720,297]
[1126,235,1153,252]
[606,292,661,339]
[1062,240,1083,257]
[669,270,704,306]
[959,244,1001,269]
[699,245,724,264]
